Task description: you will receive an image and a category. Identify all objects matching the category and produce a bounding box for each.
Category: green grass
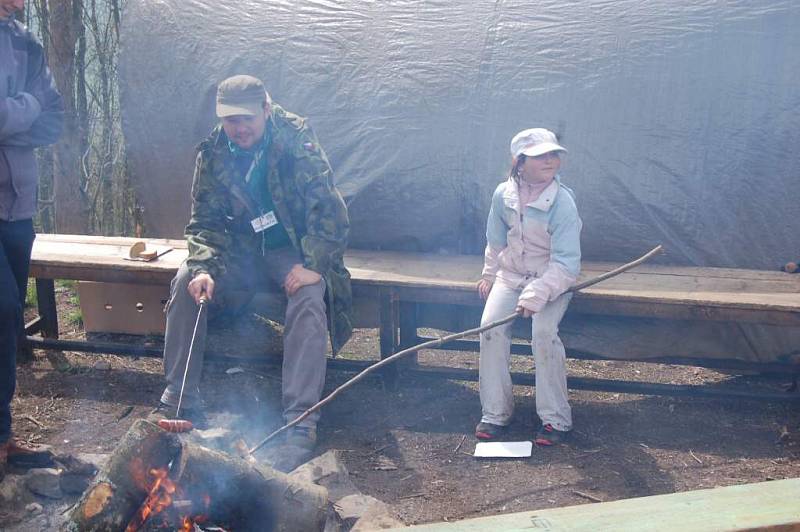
[26,278,84,327]
[60,280,83,327]
[25,281,37,308]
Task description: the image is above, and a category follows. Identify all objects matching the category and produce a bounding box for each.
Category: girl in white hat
[475,128,582,446]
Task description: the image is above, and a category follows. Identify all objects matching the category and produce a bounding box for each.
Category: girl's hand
[516,305,534,318]
[477,279,493,300]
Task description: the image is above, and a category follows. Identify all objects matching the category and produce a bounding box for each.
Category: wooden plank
[397,478,800,532]
[34,233,188,248]
[28,235,800,325]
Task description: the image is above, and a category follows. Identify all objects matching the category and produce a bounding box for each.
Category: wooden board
[396,477,800,532]
[29,234,800,326]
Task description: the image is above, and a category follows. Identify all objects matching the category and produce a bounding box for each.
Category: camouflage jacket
[185,104,353,353]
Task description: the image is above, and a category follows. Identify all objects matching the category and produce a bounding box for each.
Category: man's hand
[515,305,534,318]
[187,273,215,304]
[284,264,322,296]
[477,279,493,300]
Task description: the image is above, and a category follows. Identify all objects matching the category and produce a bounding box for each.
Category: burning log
[63,419,182,531]
[168,442,329,531]
[64,419,330,531]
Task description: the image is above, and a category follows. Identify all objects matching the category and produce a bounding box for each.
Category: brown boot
[4,439,55,469]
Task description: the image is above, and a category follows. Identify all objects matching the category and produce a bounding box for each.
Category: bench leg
[379,288,399,389]
[35,279,59,339]
[399,301,419,369]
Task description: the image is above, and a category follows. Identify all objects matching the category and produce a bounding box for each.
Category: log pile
[63,420,329,531]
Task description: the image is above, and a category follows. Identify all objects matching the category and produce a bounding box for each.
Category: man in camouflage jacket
[158,75,352,452]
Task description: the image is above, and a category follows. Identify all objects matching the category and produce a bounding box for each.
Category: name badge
[250,211,278,233]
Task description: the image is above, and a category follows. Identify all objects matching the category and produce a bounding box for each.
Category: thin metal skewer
[176,295,206,418]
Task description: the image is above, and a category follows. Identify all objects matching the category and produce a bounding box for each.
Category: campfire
[65,420,329,532]
[125,465,212,531]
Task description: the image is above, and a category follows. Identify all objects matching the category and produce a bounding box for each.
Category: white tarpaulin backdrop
[119,0,800,363]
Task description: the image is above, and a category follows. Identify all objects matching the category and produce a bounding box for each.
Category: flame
[125,466,213,532]
[125,467,177,532]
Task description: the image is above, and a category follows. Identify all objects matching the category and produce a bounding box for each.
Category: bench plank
[29,234,800,326]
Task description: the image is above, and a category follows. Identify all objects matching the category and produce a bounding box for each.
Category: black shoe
[475,421,507,441]
[285,426,317,451]
[149,402,208,429]
[534,424,569,446]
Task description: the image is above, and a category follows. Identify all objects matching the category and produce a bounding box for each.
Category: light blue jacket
[482,175,582,311]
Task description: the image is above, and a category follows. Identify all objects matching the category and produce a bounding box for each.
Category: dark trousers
[0,219,35,444]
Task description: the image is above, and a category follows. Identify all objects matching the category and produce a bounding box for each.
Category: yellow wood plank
[396,478,800,532]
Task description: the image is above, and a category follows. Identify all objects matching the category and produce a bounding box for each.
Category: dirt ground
[5,286,800,528]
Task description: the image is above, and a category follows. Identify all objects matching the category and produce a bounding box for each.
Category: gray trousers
[160,248,328,428]
[479,281,573,431]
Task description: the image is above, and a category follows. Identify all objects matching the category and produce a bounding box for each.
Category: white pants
[479,281,573,431]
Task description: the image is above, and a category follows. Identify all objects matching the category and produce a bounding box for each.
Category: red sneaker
[475,422,507,441]
[534,424,569,446]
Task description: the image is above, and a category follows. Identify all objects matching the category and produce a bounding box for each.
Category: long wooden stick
[249,244,663,454]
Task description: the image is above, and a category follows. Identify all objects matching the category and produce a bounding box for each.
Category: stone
[25,502,43,514]
[334,493,381,523]
[0,474,34,506]
[289,450,359,502]
[55,453,101,495]
[351,504,405,531]
[24,468,63,499]
[335,493,403,530]
[56,453,100,476]
[59,472,92,495]
[93,360,111,371]
[75,452,110,471]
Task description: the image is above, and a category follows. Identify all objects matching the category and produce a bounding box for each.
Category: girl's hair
[509,155,526,181]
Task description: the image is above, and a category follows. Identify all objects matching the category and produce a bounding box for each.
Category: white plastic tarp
[119,0,800,363]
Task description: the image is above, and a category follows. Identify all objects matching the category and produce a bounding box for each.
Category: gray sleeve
[0,91,41,138]
[0,33,64,148]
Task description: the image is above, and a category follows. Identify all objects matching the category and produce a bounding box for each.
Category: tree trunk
[47,0,89,234]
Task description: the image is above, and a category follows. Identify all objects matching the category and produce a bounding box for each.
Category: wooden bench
[26,234,800,401]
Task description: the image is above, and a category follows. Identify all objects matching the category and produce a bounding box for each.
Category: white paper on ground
[474,441,532,458]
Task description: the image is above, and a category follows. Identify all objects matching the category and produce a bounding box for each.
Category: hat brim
[216,101,262,118]
[519,142,567,157]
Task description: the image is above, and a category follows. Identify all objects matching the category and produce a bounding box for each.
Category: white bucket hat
[510,128,567,158]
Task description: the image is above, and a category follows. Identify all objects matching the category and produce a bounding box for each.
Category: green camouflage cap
[216,75,269,117]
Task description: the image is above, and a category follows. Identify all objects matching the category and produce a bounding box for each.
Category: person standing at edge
[475,128,582,446]
[154,75,353,465]
[0,0,65,478]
